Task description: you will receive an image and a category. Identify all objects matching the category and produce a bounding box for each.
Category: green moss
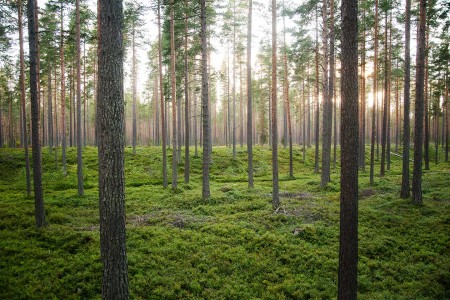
[0,146,449,298]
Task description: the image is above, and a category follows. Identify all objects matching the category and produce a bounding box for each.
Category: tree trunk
[412,0,426,205]
[97,0,129,297]
[338,0,358,295]
[247,0,254,188]
[380,12,388,177]
[386,15,392,171]
[132,20,137,155]
[76,0,84,196]
[321,0,332,187]
[400,0,411,198]
[370,0,379,185]
[314,7,320,174]
[329,0,336,169]
[271,0,279,209]
[19,0,31,197]
[232,5,237,160]
[424,25,430,170]
[60,3,67,175]
[184,1,190,184]
[201,0,210,199]
[47,69,53,152]
[157,1,167,188]
[170,0,178,188]
[27,0,46,227]
[359,4,366,171]
[282,10,293,178]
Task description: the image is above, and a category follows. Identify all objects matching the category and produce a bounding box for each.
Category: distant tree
[400,0,411,198]
[97,0,129,297]
[76,0,84,196]
[338,0,358,296]
[201,0,210,199]
[370,0,379,185]
[271,0,279,209]
[412,0,427,205]
[18,0,31,197]
[247,0,254,188]
[27,0,46,227]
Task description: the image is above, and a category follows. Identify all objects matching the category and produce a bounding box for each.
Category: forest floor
[0,145,449,299]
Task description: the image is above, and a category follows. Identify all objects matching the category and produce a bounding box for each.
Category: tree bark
[247,0,254,188]
[271,0,279,209]
[400,0,411,198]
[380,12,388,177]
[184,0,190,183]
[60,1,67,175]
[314,7,320,174]
[412,0,426,205]
[19,0,31,197]
[27,0,46,227]
[338,0,359,295]
[132,19,137,155]
[76,0,84,196]
[97,0,129,297]
[201,0,210,199]
[170,0,178,188]
[370,0,379,185]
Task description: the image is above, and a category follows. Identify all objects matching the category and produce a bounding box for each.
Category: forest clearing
[1,146,449,298]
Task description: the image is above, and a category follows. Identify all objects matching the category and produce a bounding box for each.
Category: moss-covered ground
[0,146,449,299]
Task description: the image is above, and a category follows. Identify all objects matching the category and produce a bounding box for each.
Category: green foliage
[0,146,449,298]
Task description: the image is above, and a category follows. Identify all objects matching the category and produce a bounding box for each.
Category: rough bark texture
[400,0,411,198]
[18,0,31,197]
[97,0,129,298]
[157,1,167,188]
[271,0,279,209]
[201,0,210,199]
[247,0,254,188]
[412,0,426,205]
[27,0,46,227]
[170,0,178,188]
[76,0,84,196]
[338,0,358,296]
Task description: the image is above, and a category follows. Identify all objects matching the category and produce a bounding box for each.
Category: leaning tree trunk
[27,0,46,227]
[97,0,129,298]
[412,0,426,205]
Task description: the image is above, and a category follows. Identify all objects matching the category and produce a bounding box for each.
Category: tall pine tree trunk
[19,0,31,197]
[247,0,254,188]
[400,0,411,198]
[170,0,178,188]
[76,0,84,196]
[370,0,379,185]
[184,2,190,184]
[60,2,67,175]
[412,0,426,205]
[271,0,280,209]
[338,0,359,295]
[27,0,46,227]
[201,0,210,199]
[97,0,129,296]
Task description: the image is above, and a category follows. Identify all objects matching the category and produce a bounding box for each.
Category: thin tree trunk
[412,0,426,205]
[27,0,46,227]
[282,9,293,178]
[47,69,53,152]
[424,24,430,170]
[232,5,237,160]
[170,0,178,188]
[271,0,279,209]
[314,7,320,174]
[400,0,411,198]
[247,0,254,188]
[60,2,67,175]
[386,15,392,171]
[19,0,31,197]
[201,0,210,199]
[157,1,167,188]
[380,12,388,177]
[76,0,84,196]
[321,0,332,187]
[329,0,336,169]
[359,4,366,170]
[132,20,137,155]
[184,1,190,184]
[370,0,379,185]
